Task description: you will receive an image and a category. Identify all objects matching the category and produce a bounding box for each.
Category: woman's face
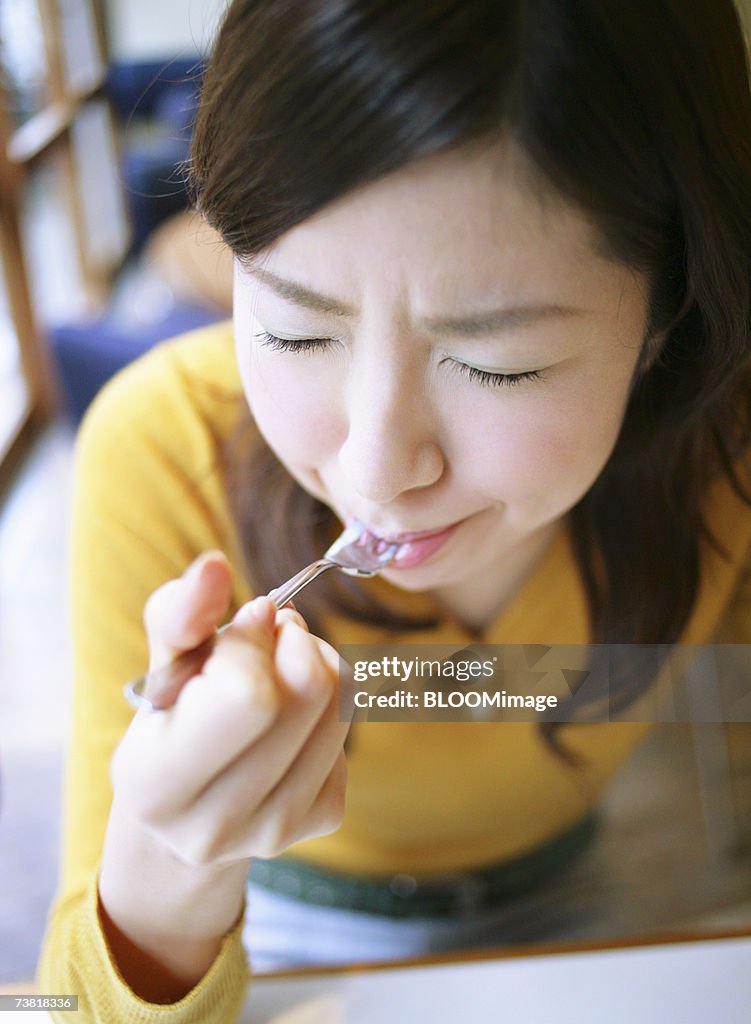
[233,142,650,624]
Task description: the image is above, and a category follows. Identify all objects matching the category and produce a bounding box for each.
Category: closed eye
[445,359,544,388]
[256,331,544,389]
[255,331,334,353]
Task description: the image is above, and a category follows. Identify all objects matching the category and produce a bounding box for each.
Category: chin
[379,559,466,591]
[378,568,432,591]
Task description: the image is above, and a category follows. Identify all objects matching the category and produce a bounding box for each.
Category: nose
[337,355,445,504]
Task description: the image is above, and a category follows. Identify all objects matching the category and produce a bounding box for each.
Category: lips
[348,516,465,569]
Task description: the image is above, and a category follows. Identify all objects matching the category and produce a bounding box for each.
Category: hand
[111,550,349,866]
[97,551,348,997]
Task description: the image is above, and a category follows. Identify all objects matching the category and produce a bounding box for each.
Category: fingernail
[184,550,225,583]
[276,607,309,631]
[233,596,274,626]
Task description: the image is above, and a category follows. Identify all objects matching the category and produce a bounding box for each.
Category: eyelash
[255,332,543,389]
[448,362,543,389]
[256,331,332,354]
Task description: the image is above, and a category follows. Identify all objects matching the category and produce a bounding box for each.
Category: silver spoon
[123,520,399,711]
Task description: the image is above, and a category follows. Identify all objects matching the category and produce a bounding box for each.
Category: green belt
[248,813,598,919]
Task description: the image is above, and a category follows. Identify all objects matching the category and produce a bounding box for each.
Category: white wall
[104,0,229,61]
[102,0,751,75]
[104,1,751,64]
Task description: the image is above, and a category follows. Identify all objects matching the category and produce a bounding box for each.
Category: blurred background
[0,0,233,983]
[0,0,750,988]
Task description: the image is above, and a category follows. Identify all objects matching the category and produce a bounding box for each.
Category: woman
[38,0,751,1020]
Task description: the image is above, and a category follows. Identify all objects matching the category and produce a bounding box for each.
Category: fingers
[295,750,348,843]
[233,595,277,632]
[231,599,308,637]
[166,684,348,864]
[273,603,309,633]
[167,619,337,809]
[246,712,349,858]
[118,581,347,866]
[193,622,348,858]
[125,616,347,860]
[136,602,282,802]
[144,551,233,672]
[193,750,348,865]
[239,614,342,782]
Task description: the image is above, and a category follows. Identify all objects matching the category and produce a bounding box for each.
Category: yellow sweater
[37,322,751,1021]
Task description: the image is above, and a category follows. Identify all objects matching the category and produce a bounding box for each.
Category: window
[0,0,129,489]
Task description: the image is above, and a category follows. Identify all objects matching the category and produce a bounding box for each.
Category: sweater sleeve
[36,327,254,1022]
[39,872,250,1023]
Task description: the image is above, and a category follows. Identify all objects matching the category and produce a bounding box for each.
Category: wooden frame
[0,0,129,493]
[0,82,55,493]
[5,0,130,301]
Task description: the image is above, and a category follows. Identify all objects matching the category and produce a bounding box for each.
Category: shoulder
[76,320,246,484]
[70,319,255,634]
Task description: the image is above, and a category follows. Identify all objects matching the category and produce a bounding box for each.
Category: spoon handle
[267,559,335,608]
[124,559,337,711]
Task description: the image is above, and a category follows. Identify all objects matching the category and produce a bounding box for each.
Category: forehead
[255,140,611,307]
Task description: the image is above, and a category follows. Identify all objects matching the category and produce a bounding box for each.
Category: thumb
[144,550,233,673]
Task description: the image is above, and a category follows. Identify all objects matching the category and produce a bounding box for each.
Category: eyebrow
[249,267,582,336]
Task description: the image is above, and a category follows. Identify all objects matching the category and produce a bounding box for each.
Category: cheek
[451,388,625,506]
[240,349,343,466]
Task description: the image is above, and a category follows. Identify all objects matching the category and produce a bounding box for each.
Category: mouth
[347,516,467,569]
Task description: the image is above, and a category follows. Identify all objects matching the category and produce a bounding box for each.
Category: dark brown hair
[189,0,751,731]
